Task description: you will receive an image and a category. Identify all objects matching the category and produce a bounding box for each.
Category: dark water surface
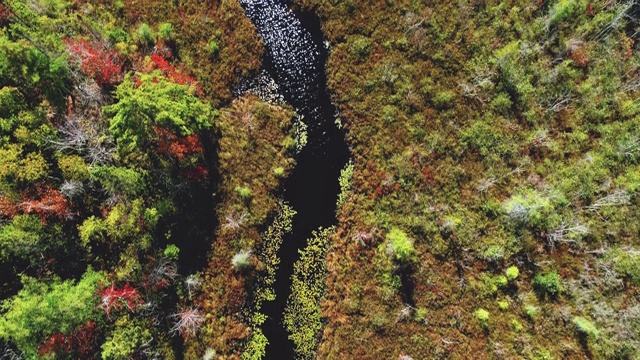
[238,0,349,358]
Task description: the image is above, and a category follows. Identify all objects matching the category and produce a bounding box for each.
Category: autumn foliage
[154,126,203,161]
[150,53,202,95]
[98,283,143,315]
[0,4,11,23]
[65,38,123,87]
[38,321,98,358]
[0,184,70,222]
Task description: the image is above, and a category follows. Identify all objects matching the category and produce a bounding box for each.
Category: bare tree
[171,308,205,337]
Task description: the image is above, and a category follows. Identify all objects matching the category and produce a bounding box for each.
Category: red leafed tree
[183,165,209,181]
[20,185,70,222]
[38,321,97,358]
[0,184,71,222]
[65,38,123,87]
[150,53,202,95]
[0,4,11,23]
[0,194,19,218]
[154,126,204,161]
[98,283,143,315]
[38,333,71,357]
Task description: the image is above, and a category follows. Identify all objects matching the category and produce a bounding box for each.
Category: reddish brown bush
[65,38,123,87]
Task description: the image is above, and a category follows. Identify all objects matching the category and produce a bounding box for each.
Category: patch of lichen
[184,95,297,359]
[294,0,640,358]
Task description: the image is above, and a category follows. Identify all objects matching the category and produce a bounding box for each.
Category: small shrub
[137,23,155,45]
[607,247,640,285]
[573,316,599,339]
[532,271,563,297]
[414,307,428,324]
[107,28,129,44]
[549,0,579,25]
[483,245,505,262]
[505,266,519,281]
[235,186,253,200]
[498,300,509,311]
[163,244,180,260]
[490,93,513,114]
[433,90,455,109]
[232,249,253,271]
[350,36,371,59]
[475,308,490,328]
[525,305,539,320]
[371,313,388,330]
[512,319,523,332]
[208,40,220,55]
[272,167,285,177]
[385,228,416,263]
[158,23,173,40]
[503,189,554,228]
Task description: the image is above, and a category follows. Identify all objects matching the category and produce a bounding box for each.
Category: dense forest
[1,0,640,359]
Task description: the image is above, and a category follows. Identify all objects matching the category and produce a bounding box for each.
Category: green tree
[104,71,214,154]
[0,269,105,358]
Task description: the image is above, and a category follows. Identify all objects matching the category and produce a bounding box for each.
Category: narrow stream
[238,1,349,358]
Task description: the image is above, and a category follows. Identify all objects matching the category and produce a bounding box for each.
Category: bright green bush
[532,271,563,297]
[0,269,105,358]
[158,23,173,40]
[164,244,180,260]
[573,316,598,339]
[606,247,640,285]
[208,40,220,55]
[549,0,580,25]
[350,36,371,59]
[525,305,539,320]
[505,266,520,281]
[385,228,416,263]
[503,189,554,228]
[58,154,90,181]
[433,90,455,109]
[107,28,130,44]
[136,23,155,45]
[90,166,146,197]
[0,215,44,261]
[474,308,490,328]
[235,185,253,199]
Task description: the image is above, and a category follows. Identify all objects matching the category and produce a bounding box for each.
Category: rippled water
[238,0,349,358]
[239,0,335,141]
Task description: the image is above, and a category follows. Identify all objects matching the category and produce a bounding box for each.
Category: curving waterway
[238,0,349,358]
